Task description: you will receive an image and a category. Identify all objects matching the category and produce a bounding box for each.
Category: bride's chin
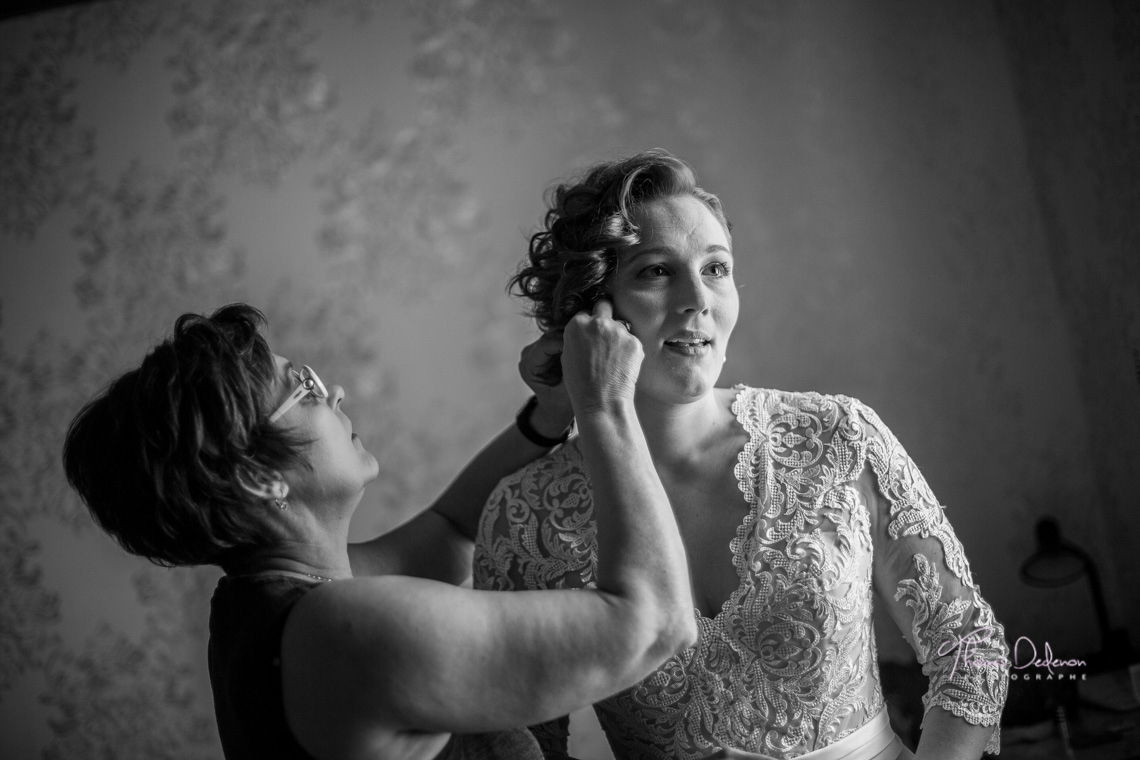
[640,375,718,405]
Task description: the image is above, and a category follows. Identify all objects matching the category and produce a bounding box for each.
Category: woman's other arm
[912,708,994,760]
[282,301,697,758]
[348,332,573,583]
[860,403,1008,760]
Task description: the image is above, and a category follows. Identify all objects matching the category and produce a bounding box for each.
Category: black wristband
[516,396,571,448]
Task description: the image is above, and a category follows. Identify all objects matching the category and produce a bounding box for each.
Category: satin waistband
[794,709,904,760]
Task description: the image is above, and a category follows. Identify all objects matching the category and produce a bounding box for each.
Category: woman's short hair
[509,148,731,333]
[62,303,307,569]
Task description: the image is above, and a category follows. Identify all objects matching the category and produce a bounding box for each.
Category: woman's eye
[707,262,732,277]
[639,264,669,277]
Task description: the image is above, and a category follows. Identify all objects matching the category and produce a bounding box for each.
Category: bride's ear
[237,466,288,502]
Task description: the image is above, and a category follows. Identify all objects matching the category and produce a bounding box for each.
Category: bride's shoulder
[727,384,835,411]
[727,384,875,429]
[489,437,588,499]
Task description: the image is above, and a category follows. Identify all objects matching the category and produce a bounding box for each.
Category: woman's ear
[237,466,288,502]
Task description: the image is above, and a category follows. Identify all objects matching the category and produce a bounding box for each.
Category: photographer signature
[936,628,1085,679]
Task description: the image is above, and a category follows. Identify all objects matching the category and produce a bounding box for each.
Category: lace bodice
[473,387,1008,759]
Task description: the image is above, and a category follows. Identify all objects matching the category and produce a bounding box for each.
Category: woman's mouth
[664,331,713,355]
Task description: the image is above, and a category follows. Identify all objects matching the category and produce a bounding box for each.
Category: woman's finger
[592,298,614,320]
[560,297,644,415]
[534,330,565,357]
[519,333,563,366]
[520,331,567,388]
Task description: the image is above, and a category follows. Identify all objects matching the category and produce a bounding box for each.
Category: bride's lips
[663,330,713,355]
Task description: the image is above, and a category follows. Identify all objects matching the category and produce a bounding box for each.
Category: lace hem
[921,699,1003,755]
[898,553,1008,755]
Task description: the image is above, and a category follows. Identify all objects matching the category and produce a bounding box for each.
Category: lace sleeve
[472,439,596,594]
[856,402,1009,755]
[471,443,593,759]
[528,716,572,760]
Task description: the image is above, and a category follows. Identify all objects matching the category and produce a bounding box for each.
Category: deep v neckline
[685,385,763,623]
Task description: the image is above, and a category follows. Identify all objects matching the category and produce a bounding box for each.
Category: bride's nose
[329,385,346,409]
[675,272,711,314]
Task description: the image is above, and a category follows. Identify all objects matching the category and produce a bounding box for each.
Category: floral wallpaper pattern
[0,40,93,239]
[1,1,1136,758]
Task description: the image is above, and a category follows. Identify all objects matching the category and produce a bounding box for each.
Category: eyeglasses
[269,365,328,422]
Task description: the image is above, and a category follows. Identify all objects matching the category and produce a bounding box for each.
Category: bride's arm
[860,401,1008,760]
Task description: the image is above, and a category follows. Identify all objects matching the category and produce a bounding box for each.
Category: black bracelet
[516,396,571,447]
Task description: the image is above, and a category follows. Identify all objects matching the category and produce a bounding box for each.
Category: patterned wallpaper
[1,1,1135,757]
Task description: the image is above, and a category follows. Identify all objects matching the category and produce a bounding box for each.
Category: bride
[463,149,1009,760]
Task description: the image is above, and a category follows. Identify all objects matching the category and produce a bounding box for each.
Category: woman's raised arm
[347,331,573,583]
[281,300,697,759]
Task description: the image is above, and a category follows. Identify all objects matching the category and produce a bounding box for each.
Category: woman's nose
[675,273,711,314]
[329,385,346,408]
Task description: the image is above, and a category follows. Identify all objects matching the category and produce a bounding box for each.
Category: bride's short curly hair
[509,148,731,332]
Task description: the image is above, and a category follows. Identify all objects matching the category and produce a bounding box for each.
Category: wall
[995,0,1140,648]
[1,1,1135,757]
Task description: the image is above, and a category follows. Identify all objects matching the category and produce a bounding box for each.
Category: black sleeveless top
[208,574,547,760]
[209,574,319,759]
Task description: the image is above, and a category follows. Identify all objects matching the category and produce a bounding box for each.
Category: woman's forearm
[915,707,995,760]
[431,411,567,538]
[576,401,697,660]
[349,405,569,581]
[350,331,574,580]
[294,401,697,739]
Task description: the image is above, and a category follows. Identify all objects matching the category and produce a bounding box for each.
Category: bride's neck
[635,389,735,467]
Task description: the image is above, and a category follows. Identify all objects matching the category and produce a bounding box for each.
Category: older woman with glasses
[63,301,698,760]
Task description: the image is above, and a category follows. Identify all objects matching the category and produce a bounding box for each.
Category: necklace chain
[231,570,335,583]
[303,573,333,582]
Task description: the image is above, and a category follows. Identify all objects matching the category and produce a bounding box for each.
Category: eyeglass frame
[268,365,328,422]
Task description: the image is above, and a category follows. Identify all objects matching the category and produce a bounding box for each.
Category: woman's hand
[560,299,643,416]
[697,747,779,760]
[701,749,780,760]
[518,330,574,438]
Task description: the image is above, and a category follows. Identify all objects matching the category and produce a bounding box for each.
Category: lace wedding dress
[474,387,1008,760]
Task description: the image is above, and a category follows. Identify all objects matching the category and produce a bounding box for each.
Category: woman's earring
[273,482,289,510]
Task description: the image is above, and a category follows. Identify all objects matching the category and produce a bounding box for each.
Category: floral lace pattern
[473,387,1008,759]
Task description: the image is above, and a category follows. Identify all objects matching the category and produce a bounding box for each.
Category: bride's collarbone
[658,450,746,518]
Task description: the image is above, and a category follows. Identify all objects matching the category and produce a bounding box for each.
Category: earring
[274,482,290,510]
